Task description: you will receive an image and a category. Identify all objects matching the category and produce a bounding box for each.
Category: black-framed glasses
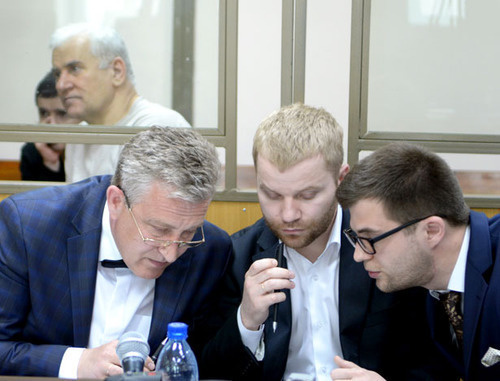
[343,216,432,255]
[120,187,205,249]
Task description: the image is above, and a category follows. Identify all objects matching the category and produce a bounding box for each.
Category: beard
[266,200,338,250]
[375,241,434,293]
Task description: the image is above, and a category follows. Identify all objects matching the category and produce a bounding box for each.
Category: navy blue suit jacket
[0,175,232,376]
[200,213,451,380]
[427,211,500,380]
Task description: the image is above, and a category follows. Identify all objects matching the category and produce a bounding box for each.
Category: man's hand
[331,356,386,381]
[77,340,155,378]
[240,258,295,330]
[35,143,65,172]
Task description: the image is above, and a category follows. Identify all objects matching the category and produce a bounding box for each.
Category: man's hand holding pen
[240,256,295,331]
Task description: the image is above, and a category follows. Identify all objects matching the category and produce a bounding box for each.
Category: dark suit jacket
[427,211,500,380]
[0,175,232,376]
[200,213,452,380]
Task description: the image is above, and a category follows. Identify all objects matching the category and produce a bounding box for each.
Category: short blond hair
[253,103,344,176]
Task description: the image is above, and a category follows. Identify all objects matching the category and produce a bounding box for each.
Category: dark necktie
[439,291,464,347]
[101,259,128,268]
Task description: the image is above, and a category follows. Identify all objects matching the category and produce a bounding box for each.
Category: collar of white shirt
[430,225,470,299]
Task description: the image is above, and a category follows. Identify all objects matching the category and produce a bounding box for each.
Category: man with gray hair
[0,127,232,379]
[50,23,190,182]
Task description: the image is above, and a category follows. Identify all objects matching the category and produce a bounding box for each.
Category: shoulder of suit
[231,218,267,241]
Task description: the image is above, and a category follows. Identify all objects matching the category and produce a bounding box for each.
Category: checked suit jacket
[427,211,500,380]
[0,175,233,376]
[200,213,453,381]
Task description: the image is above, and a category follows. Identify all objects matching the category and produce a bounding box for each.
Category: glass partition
[367,0,500,136]
[1,0,220,129]
[349,0,500,208]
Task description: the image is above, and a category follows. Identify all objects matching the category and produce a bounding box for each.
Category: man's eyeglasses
[343,216,432,255]
[121,188,205,249]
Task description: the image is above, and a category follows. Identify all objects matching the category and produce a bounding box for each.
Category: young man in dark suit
[335,142,500,380]
[200,104,450,381]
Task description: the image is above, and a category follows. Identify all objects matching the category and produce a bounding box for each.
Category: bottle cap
[167,322,188,340]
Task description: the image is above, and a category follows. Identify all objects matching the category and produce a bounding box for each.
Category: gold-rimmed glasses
[121,188,205,249]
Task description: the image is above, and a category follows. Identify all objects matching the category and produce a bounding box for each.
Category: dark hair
[35,71,58,101]
[336,142,469,226]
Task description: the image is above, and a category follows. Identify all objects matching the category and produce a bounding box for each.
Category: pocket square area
[481,347,500,367]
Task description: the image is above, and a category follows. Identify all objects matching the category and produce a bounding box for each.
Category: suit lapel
[463,212,492,377]
[148,250,194,352]
[337,211,373,364]
[263,254,292,381]
[251,229,292,379]
[67,179,109,347]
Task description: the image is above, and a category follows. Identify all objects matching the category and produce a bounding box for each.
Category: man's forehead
[350,199,389,227]
[52,36,94,65]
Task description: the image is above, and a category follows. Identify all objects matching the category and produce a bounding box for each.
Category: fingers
[77,340,121,379]
[331,357,386,381]
[240,258,295,330]
[334,356,358,369]
[34,143,63,171]
[106,362,122,377]
[144,356,155,372]
[245,258,278,277]
[246,258,295,287]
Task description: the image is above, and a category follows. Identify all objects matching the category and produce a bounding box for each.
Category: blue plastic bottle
[157,322,199,381]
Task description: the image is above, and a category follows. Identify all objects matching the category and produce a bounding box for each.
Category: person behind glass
[334,142,500,381]
[200,103,450,381]
[20,71,80,181]
[50,23,190,183]
[0,127,232,379]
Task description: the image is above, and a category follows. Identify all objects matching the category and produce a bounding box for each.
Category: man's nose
[42,112,58,124]
[40,114,55,124]
[281,198,300,223]
[158,243,184,264]
[56,71,72,92]
[353,244,373,263]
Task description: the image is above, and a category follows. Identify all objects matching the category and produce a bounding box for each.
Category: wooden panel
[0,161,21,180]
[206,201,262,235]
[1,192,497,236]
[0,195,262,235]
[472,208,500,218]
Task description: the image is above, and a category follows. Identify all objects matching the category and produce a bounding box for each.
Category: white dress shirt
[239,206,344,381]
[430,225,470,297]
[58,202,155,379]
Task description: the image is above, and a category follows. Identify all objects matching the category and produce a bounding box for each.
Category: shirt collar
[98,202,124,262]
[282,204,343,262]
[329,205,343,250]
[430,225,469,298]
[446,225,470,293]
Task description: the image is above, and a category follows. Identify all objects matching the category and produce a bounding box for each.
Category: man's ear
[338,164,350,183]
[107,185,126,219]
[422,216,446,249]
[110,57,127,86]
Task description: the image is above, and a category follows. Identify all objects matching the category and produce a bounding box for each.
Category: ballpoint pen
[272,242,284,333]
[151,336,167,364]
